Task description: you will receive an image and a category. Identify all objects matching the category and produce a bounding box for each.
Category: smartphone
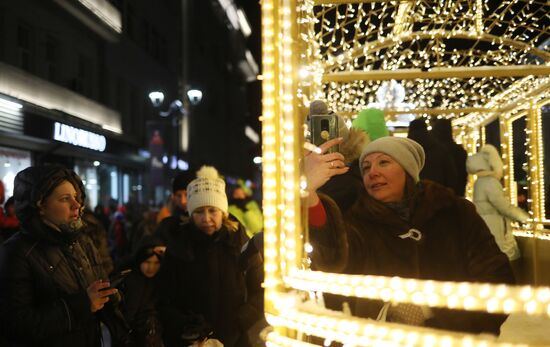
[310,114,339,153]
[101,269,132,290]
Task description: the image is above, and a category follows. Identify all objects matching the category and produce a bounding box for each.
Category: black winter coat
[121,271,163,347]
[408,133,458,191]
[158,222,263,347]
[311,181,515,335]
[0,218,131,347]
[444,141,468,196]
[319,159,363,211]
[155,212,189,252]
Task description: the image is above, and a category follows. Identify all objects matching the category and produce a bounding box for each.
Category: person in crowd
[304,137,514,335]
[155,196,173,224]
[431,118,468,196]
[130,206,158,253]
[407,118,458,191]
[155,170,193,252]
[158,166,264,347]
[466,144,529,267]
[0,165,132,346]
[228,180,264,238]
[82,207,115,275]
[121,237,165,347]
[110,205,130,265]
[94,203,112,232]
[319,107,390,211]
[1,197,20,241]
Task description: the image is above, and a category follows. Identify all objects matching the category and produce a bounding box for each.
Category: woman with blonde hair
[158,166,263,347]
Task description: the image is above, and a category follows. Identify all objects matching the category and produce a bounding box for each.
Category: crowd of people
[0,102,533,345]
[0,165,264,347]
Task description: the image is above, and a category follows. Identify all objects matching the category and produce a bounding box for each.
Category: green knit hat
[351,108,389,141]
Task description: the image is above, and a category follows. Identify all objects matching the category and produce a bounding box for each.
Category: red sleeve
[309,200,327,227]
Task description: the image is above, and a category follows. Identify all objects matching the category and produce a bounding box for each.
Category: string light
[265,305,528,347]
[284,269,550,316]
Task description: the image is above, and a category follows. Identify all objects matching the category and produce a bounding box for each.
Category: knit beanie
[186,166,228,214]
[352,108,389,141]
[359,137,425,182]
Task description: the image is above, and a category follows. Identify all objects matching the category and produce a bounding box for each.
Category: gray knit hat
[359,137,425,182]
[186,166,228,214]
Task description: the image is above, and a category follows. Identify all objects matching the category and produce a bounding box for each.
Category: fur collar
[340,128,370,164]
[349,180,456,233]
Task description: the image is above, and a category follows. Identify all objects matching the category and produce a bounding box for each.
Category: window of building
[74,160,100,210]
[160,37,168,64]
[116,77,126,114]
[141,19,150,52]
[151,29,160,60]
[73,54,93,96]
[125,4,136,40]
[0,147,32,198]
[45,35,58,83]
[17,22,34,73]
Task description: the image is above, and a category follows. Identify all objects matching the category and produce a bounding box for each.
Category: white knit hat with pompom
[186,166,228,214]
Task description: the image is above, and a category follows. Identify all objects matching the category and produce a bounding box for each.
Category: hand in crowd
[153,245,167,255]
[87,279,117,313]
[303,137,349,206]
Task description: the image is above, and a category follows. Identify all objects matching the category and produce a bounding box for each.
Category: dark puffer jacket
[0,166,131,346]
[310,180,514,335]
[158,222,264,347]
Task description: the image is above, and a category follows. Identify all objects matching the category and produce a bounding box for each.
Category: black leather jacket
[0,217,131,346]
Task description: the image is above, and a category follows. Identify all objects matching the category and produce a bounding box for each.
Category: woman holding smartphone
[0,165,131,346]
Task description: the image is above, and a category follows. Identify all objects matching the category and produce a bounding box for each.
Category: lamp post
[148,88,202,168]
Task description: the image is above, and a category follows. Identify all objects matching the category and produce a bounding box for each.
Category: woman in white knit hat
[157,166,263,347]
[304,136,514,336]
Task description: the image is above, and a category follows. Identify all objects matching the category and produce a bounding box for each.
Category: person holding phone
[0,165,132,346]
[158,166,264,347]
[304,137,514,335]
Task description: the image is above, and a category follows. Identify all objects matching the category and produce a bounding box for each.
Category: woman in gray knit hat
[304,136,514,336]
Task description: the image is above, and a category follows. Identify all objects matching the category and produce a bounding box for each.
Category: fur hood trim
[340,128,370,164]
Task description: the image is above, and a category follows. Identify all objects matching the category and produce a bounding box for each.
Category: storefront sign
[53,122,107,152]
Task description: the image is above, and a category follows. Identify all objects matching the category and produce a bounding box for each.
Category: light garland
[284,269,550,317]
[261,0,281,302]
[266,305,529,347]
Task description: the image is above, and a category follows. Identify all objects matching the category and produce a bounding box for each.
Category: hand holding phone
[310,114,340,153]
[100,269,132,291]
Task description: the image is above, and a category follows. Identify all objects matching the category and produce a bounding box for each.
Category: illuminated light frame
[284,269,550,316]
[262,1,550,346]
[266,309,527,347]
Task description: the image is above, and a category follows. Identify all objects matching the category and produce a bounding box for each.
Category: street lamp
[148,91,164,107]
[186,89,203,105]
[148,88,203,156]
